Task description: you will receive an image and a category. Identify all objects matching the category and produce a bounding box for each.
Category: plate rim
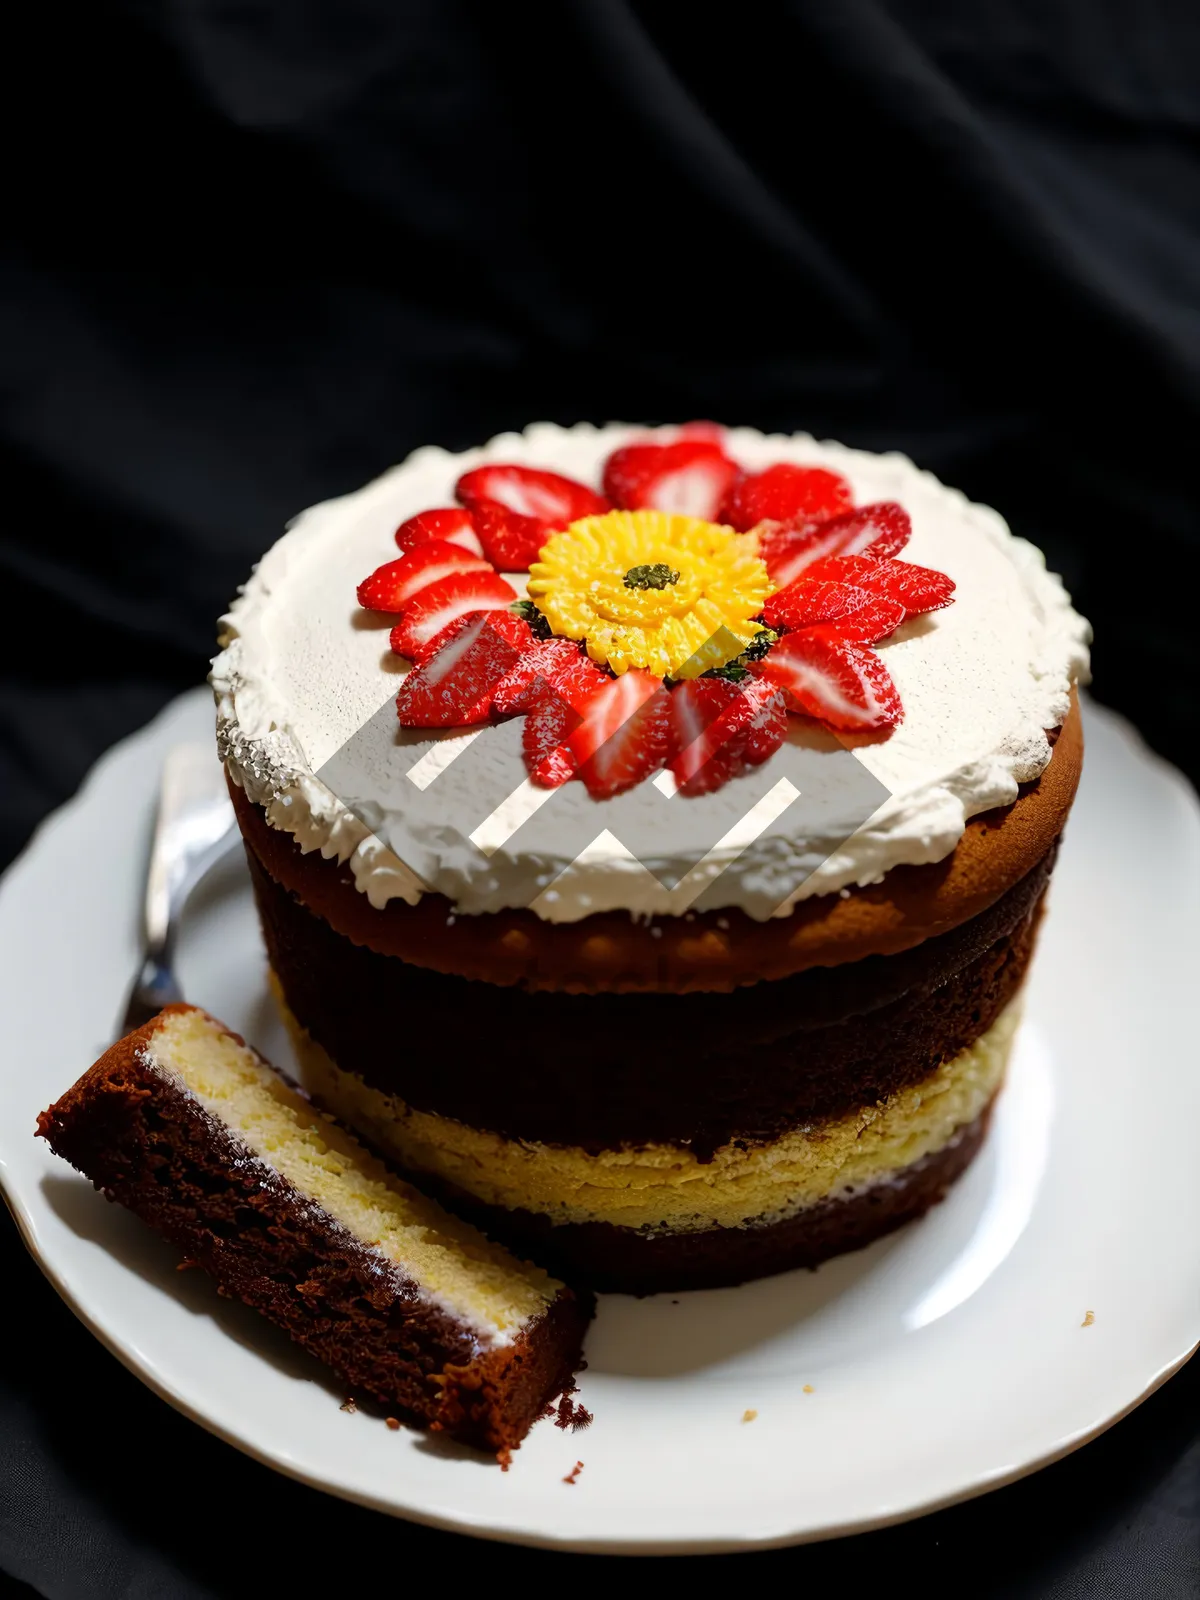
[2,685,1198,1555]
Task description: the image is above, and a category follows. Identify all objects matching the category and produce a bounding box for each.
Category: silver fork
[120,743,240,1034]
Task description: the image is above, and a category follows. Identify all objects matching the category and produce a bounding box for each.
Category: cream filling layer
[147,1006,559,1342]
[275,985,1017,1234]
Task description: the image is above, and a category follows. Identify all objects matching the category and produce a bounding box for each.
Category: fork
[120,743,240,1034]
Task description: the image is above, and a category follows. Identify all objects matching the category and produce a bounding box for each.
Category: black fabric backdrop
[2,3,1198,1594]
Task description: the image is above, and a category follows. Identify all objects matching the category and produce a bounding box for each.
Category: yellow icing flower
[526,511,773,679]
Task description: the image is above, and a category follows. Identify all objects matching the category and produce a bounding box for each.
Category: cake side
[227,693,1080,993]
[380,1105,999,1295]
[277,989,1019,1236]
[249,836,1048,1152]
[275,990,1014,1292]
[36,1006,591,1455]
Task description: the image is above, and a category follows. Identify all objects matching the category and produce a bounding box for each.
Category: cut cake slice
[36,1003,591,1457]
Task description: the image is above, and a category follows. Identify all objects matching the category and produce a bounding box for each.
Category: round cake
[212,422,1090,1292]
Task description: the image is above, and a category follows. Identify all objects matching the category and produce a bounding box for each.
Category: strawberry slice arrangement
[669,677,790,796]
[356,426,956,798]
[602,439,739,522]
[457,465,609,569]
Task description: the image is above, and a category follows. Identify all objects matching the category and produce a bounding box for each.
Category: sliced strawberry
[358,559,412,613]
[469,499,548,571]
[523,694,580,787]
[672,678,793,796]
[757,501,911,588]
[395,612,530,728]
[864,558,955,616]
[750,630,902,732]
[737,678,791,763]
[388,570,517,661]
[763,578,906,643]
[455,465,608,572]
[803,553,955,617]
[720,463,853,532]
[675,420,727,443]
[391,606,530,669]
[391,600,528,667]
[668,677,789,795]
[567,669,672,798]
[817,502,912,560]
[491,638,580,716]
[457,464,607,528]
[364,540,492,613]
[491,638,601,716]
[757,522,850,589]
[669,679,742,793]
[602,440,739,520]
[394,507,485,558]
[518,652,611,787]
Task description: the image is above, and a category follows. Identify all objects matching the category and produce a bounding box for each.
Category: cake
[36,1004,591,1454]
[212,422,1090,1292]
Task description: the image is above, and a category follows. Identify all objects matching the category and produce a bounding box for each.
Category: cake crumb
[803,1384,814,1394]
[555,1391,593,1432]
[1081,1310,1095,1327]
[339,1396,357,1414]
[385,1416,401,1431]
[563,1460,584,1485]
[741,1408,758,1423]
[176,1258,197,1272]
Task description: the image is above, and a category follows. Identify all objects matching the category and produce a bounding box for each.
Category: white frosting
[211,422,1090,922]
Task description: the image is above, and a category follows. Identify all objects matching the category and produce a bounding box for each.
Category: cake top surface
[212,423,1090,922]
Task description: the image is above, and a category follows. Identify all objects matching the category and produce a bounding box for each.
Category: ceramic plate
[1,689,1197,1553]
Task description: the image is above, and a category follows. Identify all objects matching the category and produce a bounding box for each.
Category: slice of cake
[36,1004,591,1456]
[213,422,1092,1291]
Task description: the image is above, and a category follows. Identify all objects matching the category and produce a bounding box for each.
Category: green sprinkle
[738,627,779,662]
[704,627,780,681]
[623,563,680,591]
[510,598,553,639]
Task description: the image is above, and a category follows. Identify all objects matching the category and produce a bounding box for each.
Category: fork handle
[121,954,184,1033]
[143,745,231,955]
[120,744,237,1036]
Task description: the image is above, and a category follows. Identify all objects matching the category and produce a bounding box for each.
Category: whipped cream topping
[211,423,1091,922]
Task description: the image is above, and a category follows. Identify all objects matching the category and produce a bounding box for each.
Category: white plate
[1,690,1197,1553]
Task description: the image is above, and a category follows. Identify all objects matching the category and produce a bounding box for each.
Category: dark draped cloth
[2,4,1197,1594]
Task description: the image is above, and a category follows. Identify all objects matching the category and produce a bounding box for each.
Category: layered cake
[37,1005,590,1453]
[213,423,1090,1292]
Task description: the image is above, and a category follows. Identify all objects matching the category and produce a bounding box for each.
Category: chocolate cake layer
[247,838,1049,1155]
[229,693,1081,993]
[387,1102,996,1294]
[37,1010,590,1456]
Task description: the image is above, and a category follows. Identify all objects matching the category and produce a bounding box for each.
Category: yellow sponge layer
[148,1007,559,1339]
[274,977,1018,1233]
